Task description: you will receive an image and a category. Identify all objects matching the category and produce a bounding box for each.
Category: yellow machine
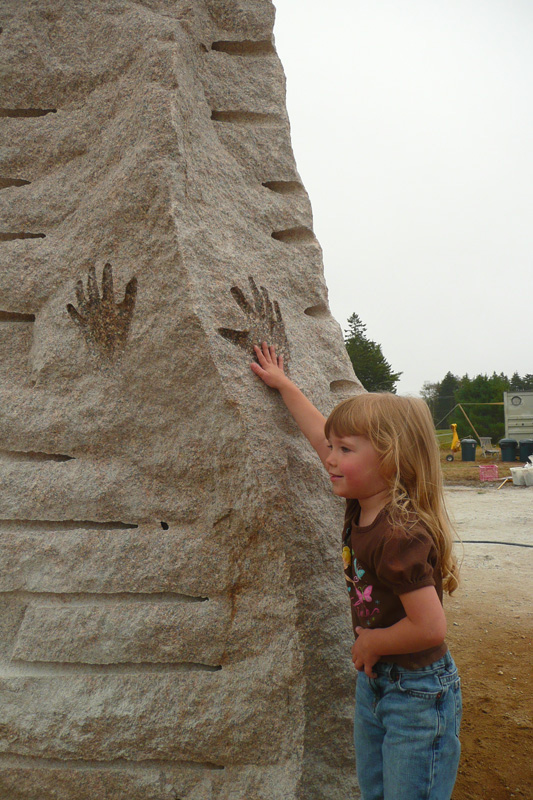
[446,423,461,462]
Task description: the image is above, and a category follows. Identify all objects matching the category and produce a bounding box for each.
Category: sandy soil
[443,485,532,800]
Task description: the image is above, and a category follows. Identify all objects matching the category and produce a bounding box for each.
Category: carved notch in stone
[211,40,275,55]
[66,263,137,361]
[218,276,289,366]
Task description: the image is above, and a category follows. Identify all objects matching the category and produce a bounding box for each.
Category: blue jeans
[354,652,462,800]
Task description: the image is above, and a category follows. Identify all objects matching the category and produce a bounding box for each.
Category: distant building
[504,391,533,439]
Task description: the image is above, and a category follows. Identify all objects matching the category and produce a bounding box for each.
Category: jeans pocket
[397,671,444,699]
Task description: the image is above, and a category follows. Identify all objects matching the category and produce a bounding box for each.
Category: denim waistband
[373,651,455,677]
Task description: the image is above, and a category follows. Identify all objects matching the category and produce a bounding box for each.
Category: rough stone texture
[0,1,362,798]
[12,599,229,665]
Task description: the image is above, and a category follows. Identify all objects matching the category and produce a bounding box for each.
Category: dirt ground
[443,485,532,800]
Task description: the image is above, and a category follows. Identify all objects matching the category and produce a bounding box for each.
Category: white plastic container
[510,467,526,486]
[523,468,533,487]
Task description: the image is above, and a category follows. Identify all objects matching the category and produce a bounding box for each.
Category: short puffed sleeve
[373,527,437,595]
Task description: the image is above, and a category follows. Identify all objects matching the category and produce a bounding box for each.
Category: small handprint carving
[218,276,290,367]
[66,263,137,362]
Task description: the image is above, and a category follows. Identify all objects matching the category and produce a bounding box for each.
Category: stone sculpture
[0,1,363,798]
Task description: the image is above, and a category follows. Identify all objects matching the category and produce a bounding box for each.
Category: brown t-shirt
[342,500,448,669]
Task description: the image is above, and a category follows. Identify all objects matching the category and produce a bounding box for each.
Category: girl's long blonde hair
[325,393,459,594]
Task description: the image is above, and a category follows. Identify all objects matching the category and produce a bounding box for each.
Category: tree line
[421,371,533,442]
[344,312,532,442]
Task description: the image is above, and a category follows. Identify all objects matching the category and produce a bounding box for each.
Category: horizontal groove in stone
[262,180,303,194]
[0,590,209,604]
[304,303,329,318]
[0,754,225,772]
[0,108,57,118]
[0,232,46,241]
[0,177,31,189]
[271,226,315,244]
[0,310,36,322]
[1,661,223,676]
[329,379,360,393]
[211,39,275,55]
[0,449,72,461]
[211,110,280,125]
[0,519,138,531]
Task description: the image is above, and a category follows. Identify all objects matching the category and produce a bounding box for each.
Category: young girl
[251,342,462,800]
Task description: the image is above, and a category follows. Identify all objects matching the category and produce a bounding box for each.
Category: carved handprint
[66,263,137,362]
[218,276,290,367]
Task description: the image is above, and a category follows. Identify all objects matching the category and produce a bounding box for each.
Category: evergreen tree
[344,313,402,393]
[510,372,533,391]
[510,372,522,391]
[433,372,460,428]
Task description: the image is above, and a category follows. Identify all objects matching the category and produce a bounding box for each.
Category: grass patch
[440,448,517,485]
[436,429,454,448]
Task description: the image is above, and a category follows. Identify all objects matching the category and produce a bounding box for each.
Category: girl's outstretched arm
[251,342,330,466]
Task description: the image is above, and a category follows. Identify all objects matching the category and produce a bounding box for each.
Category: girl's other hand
[251,342,290,390]
[352,627,379,678]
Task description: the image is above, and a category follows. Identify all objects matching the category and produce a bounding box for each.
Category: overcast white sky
[273,0,533,395]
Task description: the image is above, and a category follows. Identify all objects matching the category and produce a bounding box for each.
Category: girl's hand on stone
[251,342,290,391]
[352,627,379,678]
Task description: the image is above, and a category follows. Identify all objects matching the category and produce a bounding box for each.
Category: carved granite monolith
[0,2,363,798]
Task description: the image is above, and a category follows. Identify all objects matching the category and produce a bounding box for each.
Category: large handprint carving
[66,263,137,362]
[218,276,290,367]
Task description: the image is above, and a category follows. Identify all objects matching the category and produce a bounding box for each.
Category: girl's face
[325,432,389,502]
